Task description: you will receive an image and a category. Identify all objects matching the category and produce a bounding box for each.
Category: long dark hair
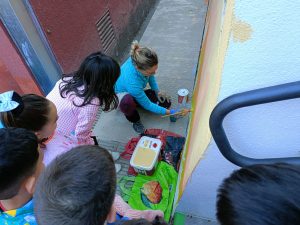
[0,93,51,132]
[59,52,120,111]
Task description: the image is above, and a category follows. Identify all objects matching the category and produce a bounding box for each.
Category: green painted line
[173,212,186,225]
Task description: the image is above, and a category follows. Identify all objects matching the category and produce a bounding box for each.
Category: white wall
[177,0,300,219]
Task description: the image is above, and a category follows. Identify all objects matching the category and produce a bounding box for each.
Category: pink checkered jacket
[44,79,101,165]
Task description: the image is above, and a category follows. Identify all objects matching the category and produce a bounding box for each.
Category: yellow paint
[174,0,236,203]
[5,209,17,217]
[232,16,253,42]
[132,147,157,167]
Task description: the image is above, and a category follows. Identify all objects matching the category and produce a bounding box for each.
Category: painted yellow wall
[177,0,300,219]
[177,0,234,199]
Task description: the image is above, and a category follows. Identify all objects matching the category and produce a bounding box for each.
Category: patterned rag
[0,199,37,225]
[163,136,186,171]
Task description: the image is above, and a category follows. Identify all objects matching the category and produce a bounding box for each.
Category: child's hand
[106,206,117,223]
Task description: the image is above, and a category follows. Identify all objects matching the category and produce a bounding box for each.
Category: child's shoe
[133,120,145,134]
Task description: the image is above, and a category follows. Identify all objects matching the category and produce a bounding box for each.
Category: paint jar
[178,89,189,107]
[170,115,177,122]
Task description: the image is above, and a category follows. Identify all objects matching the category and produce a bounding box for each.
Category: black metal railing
[209,81,300,167]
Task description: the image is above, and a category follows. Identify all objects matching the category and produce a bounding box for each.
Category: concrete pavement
[94,0,206,142]
[93,0,214,224]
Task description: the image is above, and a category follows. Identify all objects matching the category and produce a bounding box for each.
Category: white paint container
[130,136,162,176]
[178,88,189,106]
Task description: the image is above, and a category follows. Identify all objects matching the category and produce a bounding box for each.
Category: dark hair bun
[11,91,24,115]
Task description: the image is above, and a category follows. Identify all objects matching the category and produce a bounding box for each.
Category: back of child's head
[34,145,116,225]
[130,40,158,71]
[114,217,168,225]
[0,91,54,134]
[217,163,300,225]
[60,51,120,111]
[0,127,39,199]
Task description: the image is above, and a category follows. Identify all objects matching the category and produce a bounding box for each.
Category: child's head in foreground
[34,145,116,225]
[217,163,300,225]
[0,90,57,143]
[0,127,43,200]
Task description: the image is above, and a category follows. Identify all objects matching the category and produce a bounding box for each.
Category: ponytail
[130,40,158,71]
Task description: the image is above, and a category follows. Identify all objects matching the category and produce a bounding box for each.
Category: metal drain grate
[96,10,116,54]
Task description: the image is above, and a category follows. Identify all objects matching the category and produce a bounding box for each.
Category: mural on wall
[176,0,254,201]
[176,0,300,219]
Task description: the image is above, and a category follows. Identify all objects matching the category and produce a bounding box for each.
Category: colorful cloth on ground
[121,129,184,175]
[45,79,101,165]
[126,162,178,221]
[163,136,186,171]
[115,58,166,115]
[0,199,36,225]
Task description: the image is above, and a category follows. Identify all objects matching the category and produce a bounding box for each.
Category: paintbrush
[161,109,192,118]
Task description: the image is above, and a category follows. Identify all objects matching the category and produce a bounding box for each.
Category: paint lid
[130,136,162,170]
[178,89,189,96]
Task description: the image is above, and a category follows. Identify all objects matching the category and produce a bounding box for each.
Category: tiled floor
[96,139,130,195]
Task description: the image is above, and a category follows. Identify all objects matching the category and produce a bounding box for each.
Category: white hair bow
[0,91,19,112]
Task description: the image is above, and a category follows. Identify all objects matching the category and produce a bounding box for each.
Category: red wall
[0,22,42,95]
[29,0,151,74]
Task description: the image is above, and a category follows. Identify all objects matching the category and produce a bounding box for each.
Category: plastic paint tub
[170,115,177,122]
[130,136,162,175]
[177,88,189,106]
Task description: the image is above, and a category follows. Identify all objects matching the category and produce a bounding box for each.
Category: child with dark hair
[217,163,300,225]
[45,52,121,168]
[0,127,43,224]
[34,145,163,225]
[34,145,116,225]
[0,90,58,144]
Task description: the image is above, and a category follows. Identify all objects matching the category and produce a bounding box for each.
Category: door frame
[0,0,61,94]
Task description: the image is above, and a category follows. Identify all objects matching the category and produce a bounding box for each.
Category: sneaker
[133,120,146,134]
[108,151,120,161]
[115,163,122,173]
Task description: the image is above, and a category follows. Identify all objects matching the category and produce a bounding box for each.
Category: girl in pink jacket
[45,52,120,167]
